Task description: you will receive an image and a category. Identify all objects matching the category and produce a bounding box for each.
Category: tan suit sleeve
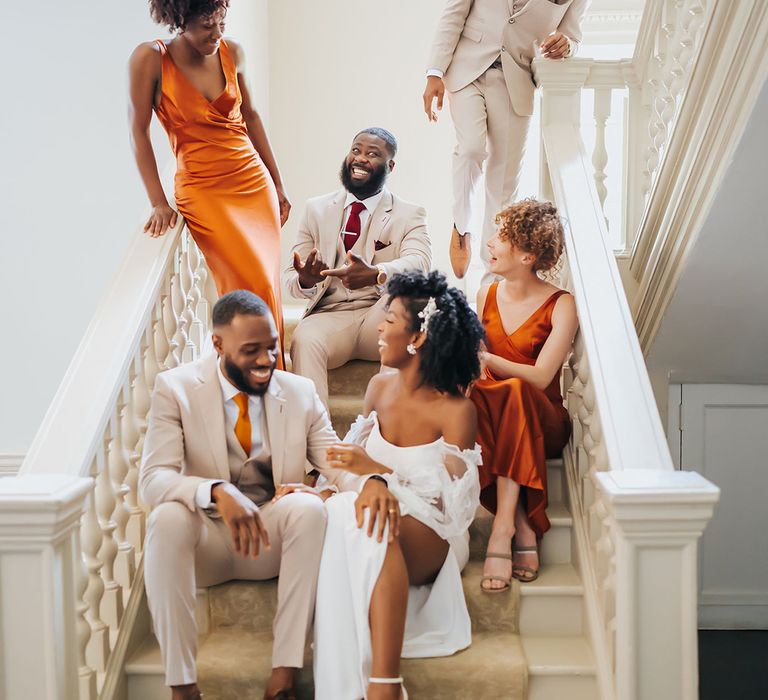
[304,389,366,493]
[377,206,432,281]
[282,204,321,300]
[559,0,589,54]
[427,0,474,73]
[139,373,209,511]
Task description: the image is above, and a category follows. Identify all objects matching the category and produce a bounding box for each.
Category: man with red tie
[283,128,432,407]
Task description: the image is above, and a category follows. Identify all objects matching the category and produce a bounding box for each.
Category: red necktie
[343,201,366,252]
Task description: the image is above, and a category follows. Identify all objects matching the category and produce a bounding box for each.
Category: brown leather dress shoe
[449,226,472,279]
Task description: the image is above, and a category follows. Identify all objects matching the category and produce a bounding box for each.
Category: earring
[406,343,417,355]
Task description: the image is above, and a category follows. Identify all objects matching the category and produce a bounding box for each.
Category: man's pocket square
[374,240,392,251]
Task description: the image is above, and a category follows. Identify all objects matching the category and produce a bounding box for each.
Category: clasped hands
[293,249,379,290]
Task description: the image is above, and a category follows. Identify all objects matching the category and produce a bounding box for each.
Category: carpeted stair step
[125,628,529,700]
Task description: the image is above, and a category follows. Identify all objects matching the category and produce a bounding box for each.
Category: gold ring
[388,508,397,513]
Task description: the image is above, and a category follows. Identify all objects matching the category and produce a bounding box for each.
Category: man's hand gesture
[540,31,570,60]
[321,251,378,290]
[423,75,445,122]
[293,248,328,289]
[212,483,270,558]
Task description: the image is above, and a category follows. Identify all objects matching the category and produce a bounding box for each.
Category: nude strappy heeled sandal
[512,544,540,583]
[480,552,513,593]
[369,676,409,699]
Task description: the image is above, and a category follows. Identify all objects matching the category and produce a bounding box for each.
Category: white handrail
[540,123,673,473]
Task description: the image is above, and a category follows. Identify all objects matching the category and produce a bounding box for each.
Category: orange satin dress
[470,283,571,537]
[153,40,284,365]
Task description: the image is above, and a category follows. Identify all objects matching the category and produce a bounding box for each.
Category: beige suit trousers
[449,65,531,282]
[144,492,327,686]
[290,296,387,408]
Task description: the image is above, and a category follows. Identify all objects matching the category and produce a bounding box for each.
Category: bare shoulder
[129,41,162,70]
[439,395,477,450]
[553,290,576,317]
[476,284,492,314]
[223,37,245,65]
[363,372,396,415]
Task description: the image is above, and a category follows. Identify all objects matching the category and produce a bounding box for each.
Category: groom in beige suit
[140,291,397,700]
[284,127,431,406]
[424,0,588,280]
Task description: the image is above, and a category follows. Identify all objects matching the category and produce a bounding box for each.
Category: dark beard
[339,159,388,200]
[223,356,272,396]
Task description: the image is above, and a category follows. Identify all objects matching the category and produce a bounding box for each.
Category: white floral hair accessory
[418,297,441,334]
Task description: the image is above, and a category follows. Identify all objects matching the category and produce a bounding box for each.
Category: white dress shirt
[193,358,266,508]
[297,189,386,297]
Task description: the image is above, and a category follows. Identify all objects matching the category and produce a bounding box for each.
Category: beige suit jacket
[282,188,431,316]
[428,0,589,116]
[139,353,362,511]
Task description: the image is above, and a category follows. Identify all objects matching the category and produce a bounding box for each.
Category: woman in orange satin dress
[471,199,578,591]
[129,1,288,366]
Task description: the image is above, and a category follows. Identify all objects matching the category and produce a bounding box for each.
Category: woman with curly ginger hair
[129,0,289,368]
[471,198,578,592]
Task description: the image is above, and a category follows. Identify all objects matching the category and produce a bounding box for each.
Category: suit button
[509,17,515,23]
[501,46,507,52]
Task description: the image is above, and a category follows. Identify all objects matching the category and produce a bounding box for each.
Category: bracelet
[368,474,388,488]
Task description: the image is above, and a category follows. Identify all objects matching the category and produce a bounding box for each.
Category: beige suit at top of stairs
[125,313,597,700]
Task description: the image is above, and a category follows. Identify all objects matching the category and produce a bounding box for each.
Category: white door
[674,384,768,628]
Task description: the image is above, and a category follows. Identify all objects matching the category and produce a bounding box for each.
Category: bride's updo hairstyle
[386,270,484,397]
[495,198,564,272]
[149,0,230,31]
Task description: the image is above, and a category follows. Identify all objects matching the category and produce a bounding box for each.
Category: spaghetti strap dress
[153,39,284,364]
[470,283,571,537]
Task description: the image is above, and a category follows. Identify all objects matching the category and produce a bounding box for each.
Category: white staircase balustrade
[6,219,215,699]
[534,56,720,700]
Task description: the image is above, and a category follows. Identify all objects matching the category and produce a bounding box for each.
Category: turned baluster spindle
[161,273,180,370]
[123,361,145,551]
[110,387,136,591]
[191,238,211,331]
[81,467,110,673]
[179,232,199,363]
[76,531,96,700]
[169,254,188,367]
[592,87,612,228]
[188,238,208,354]
[96,422,123,633]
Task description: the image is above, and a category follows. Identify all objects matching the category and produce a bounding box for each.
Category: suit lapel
[264,375,287,486]
[365,190,393,262]
[324,189,347,266]
[193,354,230,481]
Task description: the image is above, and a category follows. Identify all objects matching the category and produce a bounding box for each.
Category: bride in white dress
[312,271,486,700]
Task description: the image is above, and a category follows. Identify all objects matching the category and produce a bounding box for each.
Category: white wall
[0,1,267,456]
[646,78,768,385]
[267,0,458,291]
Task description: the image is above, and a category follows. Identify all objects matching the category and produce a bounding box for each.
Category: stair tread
[127,629,527,698]
[464,560,582,595]
[521,636,596,675]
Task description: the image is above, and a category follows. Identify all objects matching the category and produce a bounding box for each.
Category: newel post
[596,470,719,700]
[533,58,591,200]
[0,475,93,700]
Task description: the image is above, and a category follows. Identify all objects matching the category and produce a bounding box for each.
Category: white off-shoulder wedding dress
[313,412,482,700]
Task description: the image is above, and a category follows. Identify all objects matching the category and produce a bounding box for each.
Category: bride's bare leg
[368,517,450,700]
[483,476,520,590]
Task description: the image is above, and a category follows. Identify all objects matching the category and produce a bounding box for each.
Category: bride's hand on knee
[355,480,400,543]
[326,444,391,476]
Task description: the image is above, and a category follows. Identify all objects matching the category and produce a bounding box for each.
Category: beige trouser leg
[144,492,327,686]
[290,299,387,407]
[449,67,531,282]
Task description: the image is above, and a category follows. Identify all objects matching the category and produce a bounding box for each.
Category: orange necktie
[232,392,251,455]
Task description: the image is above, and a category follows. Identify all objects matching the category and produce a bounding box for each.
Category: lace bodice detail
[344,412,482,540]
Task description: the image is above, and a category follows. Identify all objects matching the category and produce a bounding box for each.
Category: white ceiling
[646,78,768,384]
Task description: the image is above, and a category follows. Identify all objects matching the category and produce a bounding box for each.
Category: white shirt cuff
[195,480,224,509]
[427,69,444,78]
[298,281,317,298]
